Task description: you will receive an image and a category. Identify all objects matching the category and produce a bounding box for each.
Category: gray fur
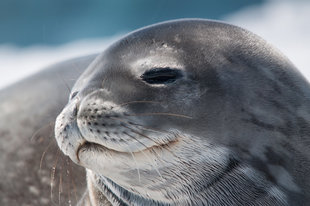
[54,19,310,205]
[1,19,308,206]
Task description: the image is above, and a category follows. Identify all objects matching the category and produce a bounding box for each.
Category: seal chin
[76,140,114,162]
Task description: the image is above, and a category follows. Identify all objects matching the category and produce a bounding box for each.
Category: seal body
[53,19,310,206]
[0,55,97,206]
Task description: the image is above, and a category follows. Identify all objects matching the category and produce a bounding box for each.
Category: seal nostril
[70,91,79,100]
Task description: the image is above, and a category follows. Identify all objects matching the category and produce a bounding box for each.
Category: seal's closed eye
[141,67,183,84]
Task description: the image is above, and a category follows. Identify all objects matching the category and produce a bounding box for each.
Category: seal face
[55,19,310,205]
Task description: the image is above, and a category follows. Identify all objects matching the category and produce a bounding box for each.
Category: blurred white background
[0,0,309,89]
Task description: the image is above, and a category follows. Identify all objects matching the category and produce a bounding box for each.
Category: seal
[0,55,96,206]
[55,19,310,205]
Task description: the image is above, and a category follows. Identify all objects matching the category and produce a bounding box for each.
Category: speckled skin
[54,20,310,205]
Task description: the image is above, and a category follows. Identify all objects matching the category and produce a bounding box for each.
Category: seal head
[55,19,310,205]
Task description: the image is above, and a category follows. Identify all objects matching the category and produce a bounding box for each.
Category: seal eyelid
[140,67,183,84]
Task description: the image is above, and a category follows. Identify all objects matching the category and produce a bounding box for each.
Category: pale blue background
[0,0,263,46]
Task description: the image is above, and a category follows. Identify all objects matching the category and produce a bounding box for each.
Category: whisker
[129,151,141,183]
[127,112,192,119]
[110,117,161,145]
[30,121,54,142]
[121,132,167,180]
[111,117,181,161]
[111,116,185,181]
[130,125,183,163]
[120,124,166,164]
[58,165,63,205]
[111,117,164,146]
[129,123,178,148]
[66,158,72,206]
[50,150,61,201]
[68,160,78,204]
[123,124,163,146]
[119,100,161,107]
[66,78,78,81]
[122,131,150,151]
[116,117,184,165]
[39,139,55,170]
[126,121,168,134]
[56,71,71,94]
[122,133,164,181]
[138,148,164,181]
[120,121,170,153]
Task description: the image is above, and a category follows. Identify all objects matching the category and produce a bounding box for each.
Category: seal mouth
[76,140,121,162]
[76,137,180,162]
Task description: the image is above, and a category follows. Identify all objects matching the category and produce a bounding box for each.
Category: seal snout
[54,97,85,163]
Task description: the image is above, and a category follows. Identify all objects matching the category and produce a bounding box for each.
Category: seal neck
[89,172,169,206]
